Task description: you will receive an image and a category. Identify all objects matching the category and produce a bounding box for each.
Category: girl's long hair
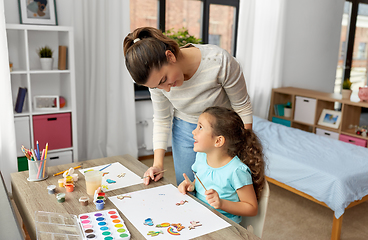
[123,27,180,85]
[203,106,265,200]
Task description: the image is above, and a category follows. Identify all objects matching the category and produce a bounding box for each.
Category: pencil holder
[27,159,48,181]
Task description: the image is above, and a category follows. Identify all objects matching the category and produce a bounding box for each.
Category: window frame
[158,0,239,56]
[342,0,368,82]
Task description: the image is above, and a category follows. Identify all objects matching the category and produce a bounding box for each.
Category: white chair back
[240,180,270,238]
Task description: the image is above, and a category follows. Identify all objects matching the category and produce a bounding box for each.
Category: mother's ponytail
[123,27,180,85]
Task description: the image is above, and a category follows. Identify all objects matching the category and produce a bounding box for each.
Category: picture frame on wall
[317,109,342,129]
[18,0,58,25]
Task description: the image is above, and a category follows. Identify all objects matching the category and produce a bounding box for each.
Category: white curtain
[0,0,18,191]
[73,0,138,161]
[236,0,286,119]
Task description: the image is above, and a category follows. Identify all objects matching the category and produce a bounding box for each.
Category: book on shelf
[274,103,286,116]
[14,87,27,113]
[58,45,67,70]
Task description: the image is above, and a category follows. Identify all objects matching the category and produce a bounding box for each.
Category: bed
[253,116,368,240]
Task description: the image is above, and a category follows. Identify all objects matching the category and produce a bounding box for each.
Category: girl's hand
[178,173,195,194]
[143,166,163,185]
[205,189,222,209]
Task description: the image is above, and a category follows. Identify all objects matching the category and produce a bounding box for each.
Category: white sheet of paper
[109,184,231,239]
[79,162,143,192]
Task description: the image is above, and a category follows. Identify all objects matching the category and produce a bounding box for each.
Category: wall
[281,0,345,92]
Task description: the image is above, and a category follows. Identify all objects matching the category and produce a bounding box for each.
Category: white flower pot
[40,58,53,70]
[341,89,352,100]
[284,107,292,118]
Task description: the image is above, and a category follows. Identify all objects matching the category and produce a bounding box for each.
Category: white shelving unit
[6,24,78,166]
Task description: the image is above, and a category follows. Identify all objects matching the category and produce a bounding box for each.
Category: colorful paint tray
[78,209,131,240]
[35,211,83,240]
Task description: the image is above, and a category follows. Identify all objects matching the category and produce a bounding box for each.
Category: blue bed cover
[253,116,368,218]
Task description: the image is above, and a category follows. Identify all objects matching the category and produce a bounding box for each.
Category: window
[336,0,368,98]
[130,0,239,56]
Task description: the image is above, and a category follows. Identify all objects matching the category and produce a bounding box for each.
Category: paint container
[95,200,104,210]
[56,193,65,203]
[47,185,56,194]
[65,183,74,192]
[97,196,105,201]
[79,197,89,206]
[27,158,48,181]
[72,173,79,182]
[58,178,64,187]
[65,176,73,184]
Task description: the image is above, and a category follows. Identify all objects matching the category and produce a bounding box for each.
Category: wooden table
[11,154,260,240]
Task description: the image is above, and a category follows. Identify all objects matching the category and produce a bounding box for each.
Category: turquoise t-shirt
[192,152,253,223]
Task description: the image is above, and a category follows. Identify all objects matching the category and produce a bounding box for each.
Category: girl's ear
[165,50,177,63]
[215,136,225,148]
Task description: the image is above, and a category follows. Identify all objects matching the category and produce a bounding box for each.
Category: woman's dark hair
[203,106,265,200]
[123,27,180,85]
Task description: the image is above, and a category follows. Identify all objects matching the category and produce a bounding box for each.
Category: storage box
[14,116,31,157]
[272,117,291,127]
[339,134,367,147]
[47,150,73,167]
[17,156,28,172]
[33,113,72,150]
[316,128,339,140]
[294,96,317,125]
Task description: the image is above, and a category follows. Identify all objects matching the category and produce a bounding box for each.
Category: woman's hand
[205,189,222,209]
[178,173,195,194]
[143,166,164,185]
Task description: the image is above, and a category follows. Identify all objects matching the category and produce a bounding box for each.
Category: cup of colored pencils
[22,142,49,181]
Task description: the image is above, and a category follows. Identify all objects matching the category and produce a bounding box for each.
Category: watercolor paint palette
[79,209,131,240]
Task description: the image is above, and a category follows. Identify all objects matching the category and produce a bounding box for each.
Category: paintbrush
[192,171,207,191]
[142,169,167,178]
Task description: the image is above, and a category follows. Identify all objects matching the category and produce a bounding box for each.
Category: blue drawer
[272,117,291,127]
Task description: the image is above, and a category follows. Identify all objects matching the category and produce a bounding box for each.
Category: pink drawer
[33,113,72,150]
[339,134,367,147]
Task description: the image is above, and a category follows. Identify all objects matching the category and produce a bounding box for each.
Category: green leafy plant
[285,102,292,108]
[342,79,352,90]
[164,28,202,47]
[37,45,53,58]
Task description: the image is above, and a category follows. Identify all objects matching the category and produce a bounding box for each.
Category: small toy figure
[167,227,180,235]
[171,223,185,231]
[156,222,170,228]
[147,230,163,237]
[144,218,154,226]
[176,200,188,206]
[358,86,368,102]
[188,220,202,230]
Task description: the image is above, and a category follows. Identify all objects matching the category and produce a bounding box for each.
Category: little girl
[178,106,265,224]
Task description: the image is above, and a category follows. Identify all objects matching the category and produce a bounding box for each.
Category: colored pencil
[44,143,48,159]
[53,166,81,176]
[99,163,112,171]
[193,171,207,191]
[142,169,167,178]
[36,141,40,160]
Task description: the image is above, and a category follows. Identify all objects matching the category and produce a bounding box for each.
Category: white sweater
[149,44,253,150]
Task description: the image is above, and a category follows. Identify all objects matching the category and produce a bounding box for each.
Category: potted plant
[164,28,202,47]
[342,78,352,99]
[37,45,53,70]
[284,102,292,118]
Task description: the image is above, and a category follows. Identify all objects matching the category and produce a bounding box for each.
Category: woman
[123,27,252,185]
